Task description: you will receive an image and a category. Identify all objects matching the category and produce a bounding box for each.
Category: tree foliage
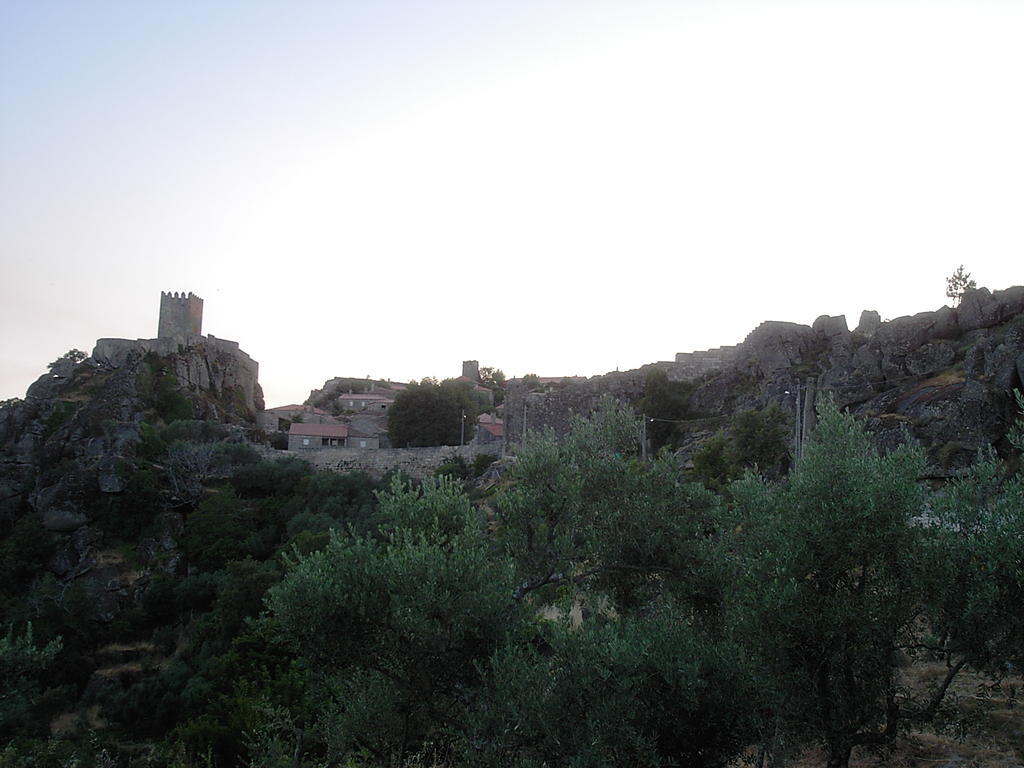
[46,349,86,372]
[267,477,518,763]
[730,399,928,768]
[637,367,693,452]
[0,623,62,737]
[691,405,792,489]
[467,605,758,768]
[6,385,1024,767]
[387,378,480,447]
[945,264,977,306]
[478,366,505,389]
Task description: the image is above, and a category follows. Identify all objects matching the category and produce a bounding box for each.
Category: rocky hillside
[1,341,263,536]
[504,286,1024,474]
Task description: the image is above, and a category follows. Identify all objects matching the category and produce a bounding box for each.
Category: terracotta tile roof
[288,423,349,438]
[337,393,394,401]
[477,414,503,424]
[480,423,504,437]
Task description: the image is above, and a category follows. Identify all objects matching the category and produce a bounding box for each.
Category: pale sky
[2,1,1021,407]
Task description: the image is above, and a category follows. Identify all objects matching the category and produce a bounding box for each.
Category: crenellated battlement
[158,291,203,340]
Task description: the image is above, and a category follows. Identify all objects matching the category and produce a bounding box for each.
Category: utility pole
[793,382,803,462]
[460,409,465,446]
[641,414,648,461]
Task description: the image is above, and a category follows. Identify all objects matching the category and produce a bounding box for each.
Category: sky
[1,0,1021,407]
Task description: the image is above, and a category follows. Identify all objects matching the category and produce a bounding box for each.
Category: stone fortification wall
[671,345,740,379]
[91,335,262,416]
[158,291,203,340]
[298,443,503,480]
[92,335,252,369]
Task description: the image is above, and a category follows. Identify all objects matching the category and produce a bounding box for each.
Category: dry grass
[50,705,107,736]
[920,370,968,388]
[765,665,1024,768]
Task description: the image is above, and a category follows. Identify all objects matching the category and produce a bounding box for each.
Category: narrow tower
[158,291,203,340]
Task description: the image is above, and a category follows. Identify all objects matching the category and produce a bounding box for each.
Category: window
[359,440,366,448]
[302,438,310,446]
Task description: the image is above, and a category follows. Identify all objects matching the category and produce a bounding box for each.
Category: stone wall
[90,334,262,416]
[503,370,647,445]
[671,345,740,379]
[158,291,203,340]
[297,443,504,480]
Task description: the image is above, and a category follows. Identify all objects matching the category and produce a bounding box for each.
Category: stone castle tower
[158,291,203,340]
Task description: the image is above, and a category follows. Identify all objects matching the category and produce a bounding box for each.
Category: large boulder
[736,322,820,378]
[855,310,882,336]
[812,314,851,342]
[956,287,1024,334]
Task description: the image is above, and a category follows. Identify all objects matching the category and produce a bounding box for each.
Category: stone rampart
[92,335,253,369]
[91,335,262,415]
[296,443,503,480]
[671,345,740,379]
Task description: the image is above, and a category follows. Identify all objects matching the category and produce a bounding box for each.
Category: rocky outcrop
[504,370,647,445]
[93,335,263,418]
[504,286,1024,476]
[0,333,263,544]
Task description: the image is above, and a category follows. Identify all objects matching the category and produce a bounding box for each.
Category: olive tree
[266,476,519,764]
[731,400,929,768]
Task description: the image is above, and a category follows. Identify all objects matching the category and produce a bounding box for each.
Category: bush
[472,453,498,477]
[231,458,312,499]
[185,490,258,572]
[161,420,229,444]
[467,606,758,767]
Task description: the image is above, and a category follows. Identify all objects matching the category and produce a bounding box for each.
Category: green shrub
[472,453,498,477]
[41,401,77,439]
[161,420,229,444]
[230,457,312,499]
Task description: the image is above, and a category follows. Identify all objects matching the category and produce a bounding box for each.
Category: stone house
[476,413,504,445]
[336,392,394,412]
[258,404,336,432]
[288,423,349,450]
[347,426,380,450]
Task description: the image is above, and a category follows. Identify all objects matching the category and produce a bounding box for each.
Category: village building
[476,413,504,445]
[347,425,380,450]
[288,423,349,450]
[257,403,337,432]
[336,392,395,412]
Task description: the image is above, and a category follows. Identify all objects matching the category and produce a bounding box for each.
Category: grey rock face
[906,342,956,376]
[812,314,850,341]
[957,288,1017,333]
[736,322,820,378]
[97,456,125,493]
[51,526,102,578]
[505,285,1024,476]
[855,310,882,336]
[42,506,90,532]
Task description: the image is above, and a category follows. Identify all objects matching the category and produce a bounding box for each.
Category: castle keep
[158,291,203,341]
[91,291,262,416]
